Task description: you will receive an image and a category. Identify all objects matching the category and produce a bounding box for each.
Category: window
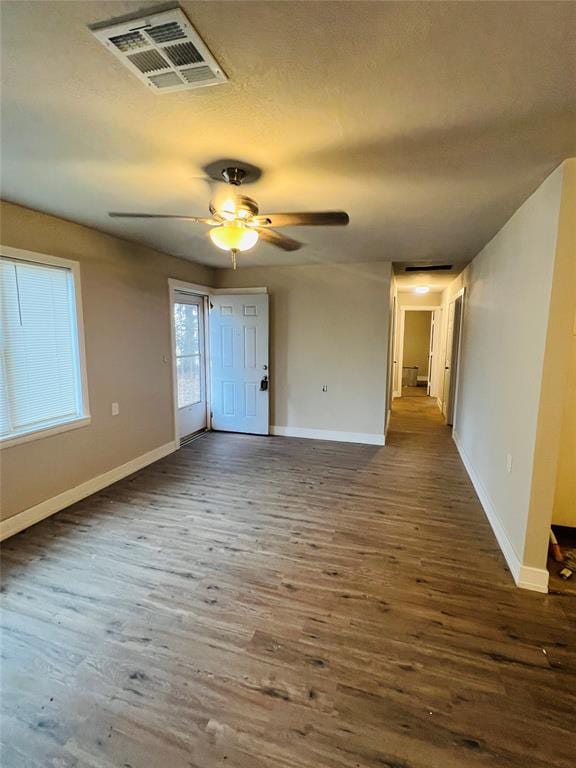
[174,300,202,408]
[0,247,89,447]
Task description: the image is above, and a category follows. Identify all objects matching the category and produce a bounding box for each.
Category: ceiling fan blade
[257,227,303,252]
[109,212,218,224]
[254,211,349,228]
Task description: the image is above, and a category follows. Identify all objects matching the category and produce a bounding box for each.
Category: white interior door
[427,312,435,395]
[210,294,269,435]
[173,292,207,439]
[442,300,456,418]
[446,295,463,426]
[429,307,442,398]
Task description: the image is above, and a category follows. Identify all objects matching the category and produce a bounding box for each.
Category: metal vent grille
[90,7,227,94]
[164,41,204,66]
[109,31,146,51]
[148,72,183,88]
[405,265,453,272]
[180,66,215,84]
[147,21,187,44]
[128,50,169,74]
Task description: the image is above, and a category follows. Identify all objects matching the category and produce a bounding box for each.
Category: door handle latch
[260,375,268,391]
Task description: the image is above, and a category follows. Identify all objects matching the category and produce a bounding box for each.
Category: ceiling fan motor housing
[222,167,246,186]
[210,194,259,219]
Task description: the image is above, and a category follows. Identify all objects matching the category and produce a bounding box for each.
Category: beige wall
[0,201,214,522]
[446,161,575,579]
[215,262,391,438]
[397,291,443,308]
[402,311,431,379]
[552,320,576,526]
[531,161,576,543]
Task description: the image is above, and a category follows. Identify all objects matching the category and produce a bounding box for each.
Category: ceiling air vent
[90,7,227,93]
[405,264,453,272]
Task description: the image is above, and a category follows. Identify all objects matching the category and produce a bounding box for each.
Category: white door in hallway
[209,294,269,434]
[173,292,207,439]
[442,295,463,425]
[427,311,435,396]
[442,301,455,418]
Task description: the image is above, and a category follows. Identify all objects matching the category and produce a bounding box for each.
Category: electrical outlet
[506,453,513,474]
[111,402,120,416]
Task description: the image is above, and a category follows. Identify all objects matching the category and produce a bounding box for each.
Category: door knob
[260,375,269,391]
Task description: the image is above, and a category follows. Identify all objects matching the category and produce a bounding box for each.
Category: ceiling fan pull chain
[230,249,238,270]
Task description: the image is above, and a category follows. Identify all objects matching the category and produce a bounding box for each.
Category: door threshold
[179,428,210,447]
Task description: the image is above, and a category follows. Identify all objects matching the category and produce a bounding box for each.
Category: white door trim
[213,287,268,295]
[395,306,438,397]
[449,287,466,435]
[168,278,212,442]
[169,279,212,296]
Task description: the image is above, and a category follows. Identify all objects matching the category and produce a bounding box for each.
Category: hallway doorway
[399,309,435,397]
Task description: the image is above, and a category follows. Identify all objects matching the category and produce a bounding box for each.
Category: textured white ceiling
[1,1,575,269]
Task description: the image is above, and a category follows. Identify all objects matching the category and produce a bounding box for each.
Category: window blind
[0,256,84,440]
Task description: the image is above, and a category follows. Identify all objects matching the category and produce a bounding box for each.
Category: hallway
[1,399,574,768]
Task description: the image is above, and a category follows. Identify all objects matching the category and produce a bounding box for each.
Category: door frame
[429,307,443,398]
[445,287,466,433]
[168,281,269,444]
[168,279,212,443]
[394,306,438,398]
[386,292,397,434]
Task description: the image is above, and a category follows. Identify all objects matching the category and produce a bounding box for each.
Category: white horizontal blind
[0,256,84,439]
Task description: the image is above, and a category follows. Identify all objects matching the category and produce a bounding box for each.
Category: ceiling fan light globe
[209,221,259,252]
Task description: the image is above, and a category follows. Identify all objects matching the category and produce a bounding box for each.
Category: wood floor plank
[1,397,574,767]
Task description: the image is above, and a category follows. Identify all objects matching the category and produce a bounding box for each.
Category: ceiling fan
[109,166,350,268]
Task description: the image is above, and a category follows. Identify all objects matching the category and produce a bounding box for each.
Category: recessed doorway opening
[394,304,442,402]
[402,310,433,397]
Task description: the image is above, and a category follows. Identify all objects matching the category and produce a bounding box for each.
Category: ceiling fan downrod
[221,167,246,186]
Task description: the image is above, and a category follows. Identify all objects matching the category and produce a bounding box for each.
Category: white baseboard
[271,425,385,446]
[517,565,550,593]
[453,431,549,593]
[0,441,178,541]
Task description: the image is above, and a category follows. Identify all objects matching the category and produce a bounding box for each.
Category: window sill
[0,415,91,449]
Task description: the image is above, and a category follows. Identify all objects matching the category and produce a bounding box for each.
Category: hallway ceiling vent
[404,265,453,272]
[90,7,227,93]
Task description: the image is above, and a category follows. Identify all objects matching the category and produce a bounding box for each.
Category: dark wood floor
[1,398,574,768]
